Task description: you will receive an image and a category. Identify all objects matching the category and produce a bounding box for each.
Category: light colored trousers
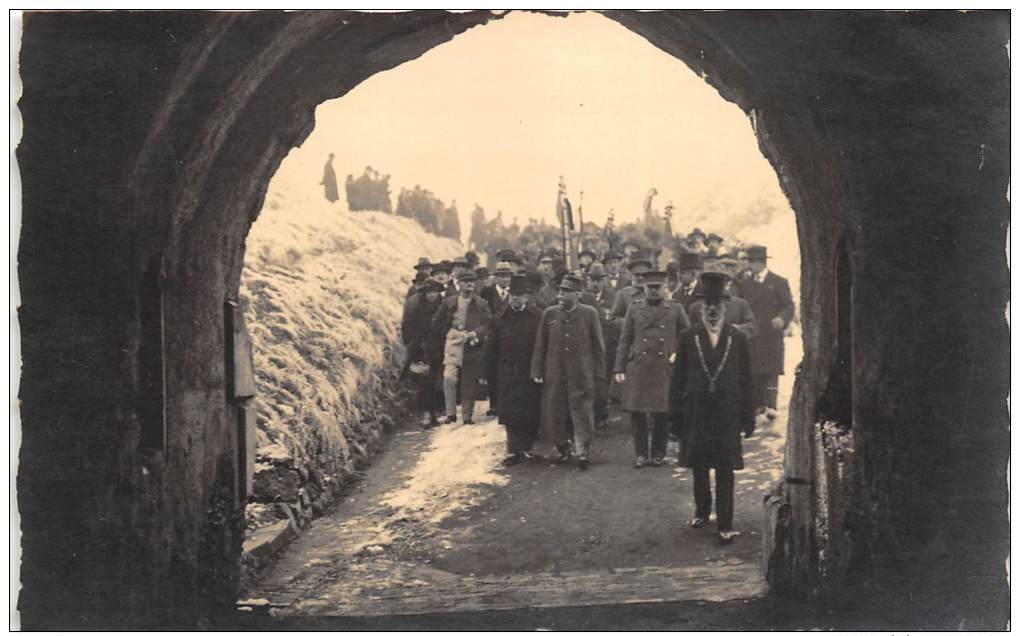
[443,364,475,421]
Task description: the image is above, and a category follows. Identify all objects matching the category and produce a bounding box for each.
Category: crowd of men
[401,229,794,543]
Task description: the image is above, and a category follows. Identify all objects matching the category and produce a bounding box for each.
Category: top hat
[678,252,702,271]
[696,271,731,301]
[431,260,452,274]
[626,258,654,272]
[586,263,608,279]
[558,274,585,292]
[706,233,723,244]
[641,271,669,286]
[509,274,534,295]
[494,262,514,274]
[602,250,624,264]
[746,245,770,261]
[578,249,597,260]
[688,228,706,240]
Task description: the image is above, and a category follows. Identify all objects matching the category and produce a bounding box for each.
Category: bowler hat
[431,261,452,274]
[579,249,597,260]
[475,267,490,278]
[678,252,702,271]
[602,250,624,264]
[456,271,477,282]
[558,274,584,292]
[626,258,653,272]
[696,271,731,301]
[642,271,668,286]
[452,258,469,268]
[414,258,432,271]
[586,263,608,279]
[509,275,534,295]
[496,248,517,260]
[688,228,706,240]
[746,245,770,261]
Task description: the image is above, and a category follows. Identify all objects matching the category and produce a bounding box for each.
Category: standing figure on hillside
[670,272,755,545]
[431,271,492,425]
[482,275,544,465]
[735,245,795,420]
[615,271,691,467]
[401,279,447,429]
[531,274,606,470]
[320,153,339,203]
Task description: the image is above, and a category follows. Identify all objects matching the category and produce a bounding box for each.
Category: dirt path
[243,399,786,619]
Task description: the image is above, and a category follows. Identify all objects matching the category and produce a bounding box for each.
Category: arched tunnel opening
[13,9,1010,630]
[237,10,802,617]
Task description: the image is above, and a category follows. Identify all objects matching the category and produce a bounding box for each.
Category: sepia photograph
[10,8,1011,631]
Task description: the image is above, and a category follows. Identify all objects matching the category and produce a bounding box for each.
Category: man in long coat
[431,271,492,424]
[734,245,795,418]
[481,275,543,465]
[670,272,755,544]
[531,274,606,470]
[402,279,447,428]
[320,153,339,203]
[615,271,691,467]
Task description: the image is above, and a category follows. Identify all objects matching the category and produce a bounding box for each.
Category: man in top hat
[610,258,654,320]
[687,266,758,340]
[734,245,794,419]
[602,250,632,291]
[531,273,606,470]
[615,271,691,467]
[402,279,447,429]
[431,270,492,425]
[578,249,597,273]
[687,228,708,254]
[481,275,544,465]
[534,253,559,309]
[669,271,755,545]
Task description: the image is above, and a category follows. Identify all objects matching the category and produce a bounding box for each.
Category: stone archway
[16,10,1009,629]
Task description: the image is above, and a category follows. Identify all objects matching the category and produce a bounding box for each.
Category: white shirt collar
[756,267,770,283]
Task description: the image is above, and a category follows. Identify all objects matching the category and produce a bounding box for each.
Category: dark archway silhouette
[16,10,1009,629]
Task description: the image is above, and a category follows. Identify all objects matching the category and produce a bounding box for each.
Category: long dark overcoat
[615,299,691,413]
[530,303,606,446]
[482,304,544,452]
[736,271,794,375]
[401,292,444,412]
[430,294,492,404]
[669,322,755,470]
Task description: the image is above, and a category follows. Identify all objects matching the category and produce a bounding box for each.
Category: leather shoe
[634,457,647,469]
[690,517,708,529]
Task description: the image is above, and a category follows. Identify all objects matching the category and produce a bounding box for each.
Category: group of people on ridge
[401,233,794,543]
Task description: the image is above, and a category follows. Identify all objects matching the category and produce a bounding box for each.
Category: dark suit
[482,304,544,453]
[736,270,794,409]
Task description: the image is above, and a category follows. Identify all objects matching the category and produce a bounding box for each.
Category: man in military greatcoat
[735,245,795,419]
[481,275,544,465]
[431,271,492,425]
[669,271,755,544]
[615,271,691,467]
[610,258,653,320]
[531,274,606,470]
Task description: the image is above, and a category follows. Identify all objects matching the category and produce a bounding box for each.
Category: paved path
[244,402,786,619]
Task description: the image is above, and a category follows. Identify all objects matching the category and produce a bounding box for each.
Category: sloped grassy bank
[239,188,461,544]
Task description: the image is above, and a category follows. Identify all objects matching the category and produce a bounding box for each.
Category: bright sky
[270,10,794,243]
